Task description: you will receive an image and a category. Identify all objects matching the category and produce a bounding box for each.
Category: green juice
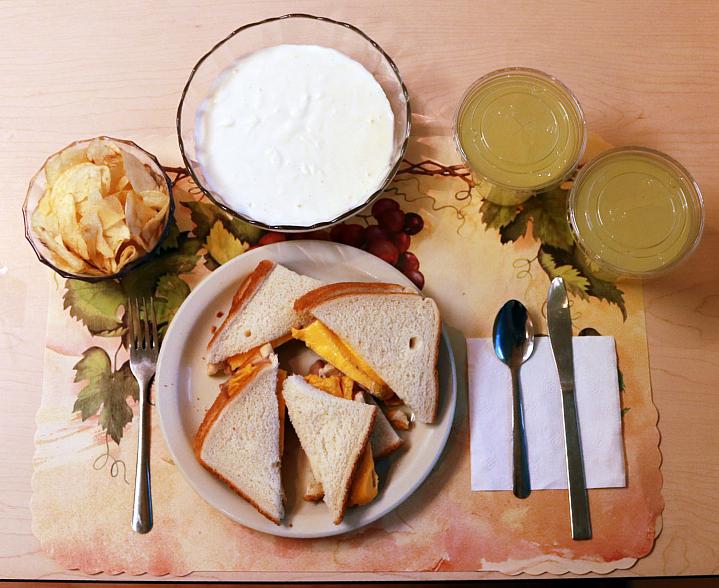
[455,68,586,194]
[569,147,704,277]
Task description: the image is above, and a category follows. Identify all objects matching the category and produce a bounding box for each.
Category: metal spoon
[492,300,535,499]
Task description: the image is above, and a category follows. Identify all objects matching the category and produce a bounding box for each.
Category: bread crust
[374,437,404,460]
[334,405,377,524]
[430,312,442,423]
[193,359,282,525]
[207,259,275,355]
[293,282,407,319]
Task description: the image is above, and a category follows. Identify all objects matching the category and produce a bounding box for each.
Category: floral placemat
[31,134,663,576]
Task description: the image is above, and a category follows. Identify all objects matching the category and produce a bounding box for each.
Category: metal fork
[128,297,158,534]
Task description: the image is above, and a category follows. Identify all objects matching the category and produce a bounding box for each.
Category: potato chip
[104,220,131,254]
[141,204,170,250]
[115,243,138,272]
[123,151,158,193]
[87,138,121,164]
[31,138,170,276]
[87,139,125,191]
[78,208,100,260]
[44,144,89,186]
[53,190,89,259]
[31,205,59,236]
[115,175,131,193]
[51,162,111,204]
[96,194,125,229]
[139,189,169,210]
[33,225,86,273]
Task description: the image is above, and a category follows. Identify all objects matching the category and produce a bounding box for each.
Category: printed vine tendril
[513,256,535,280]
[93,434,130,484]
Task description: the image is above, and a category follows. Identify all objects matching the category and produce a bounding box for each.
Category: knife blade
[547,277,592,541]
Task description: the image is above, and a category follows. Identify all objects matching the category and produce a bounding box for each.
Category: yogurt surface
[195,44,395,226]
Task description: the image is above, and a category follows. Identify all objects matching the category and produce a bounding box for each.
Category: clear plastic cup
[454,67,587,203]
[568,146,704,278]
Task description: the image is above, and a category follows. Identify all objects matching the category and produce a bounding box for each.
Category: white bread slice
[306,291,441,424]
[358,393,404,459]
[207,260,321,371]
[282,375,376,524]
[303,393,402,503]
[194,356,284,524]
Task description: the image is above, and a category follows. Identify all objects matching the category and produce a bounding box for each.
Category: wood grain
[0,0,717,580]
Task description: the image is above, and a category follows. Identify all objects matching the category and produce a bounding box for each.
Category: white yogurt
[195,44,395,226]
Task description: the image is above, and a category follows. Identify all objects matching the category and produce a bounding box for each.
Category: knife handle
[561,387,592,540]
[511,366,531,499]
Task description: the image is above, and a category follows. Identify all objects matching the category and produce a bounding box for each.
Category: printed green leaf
[63,279,125,335]
[578,327,602,336]
[183,200,263,244]
[499,208,530,243]
[154,273,190,326]
[583,273,628,321]
[72,347,139,444]
[523,189,575,251]
[158,221,180,252]
[479,200,520,230]
[227,217,263,245]
[205,220,250,265]
[538,248,590,300]
[120,233,201,300]
[183,200,219,240]
[540,245,627,320]
[621,407,631,417]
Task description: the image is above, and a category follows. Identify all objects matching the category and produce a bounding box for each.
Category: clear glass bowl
[176,13,411,232]
[23,137,174,282]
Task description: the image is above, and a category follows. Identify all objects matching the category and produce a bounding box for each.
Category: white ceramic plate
[156,240,457,538]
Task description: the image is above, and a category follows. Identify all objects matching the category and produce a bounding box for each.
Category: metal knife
[547,277,592,541]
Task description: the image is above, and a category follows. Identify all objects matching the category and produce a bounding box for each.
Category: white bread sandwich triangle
[282,375,376,524]
[293,284,441,423]
[303,391,402,503]
[194,354,286,524]
[207,260,321,374]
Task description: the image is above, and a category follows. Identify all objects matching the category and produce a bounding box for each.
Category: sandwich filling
[293,320,392,399]
[225,333,293,373]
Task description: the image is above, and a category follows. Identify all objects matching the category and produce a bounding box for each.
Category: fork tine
[150,297,158,348]
[142,297,150,350]
[128,298,137,349]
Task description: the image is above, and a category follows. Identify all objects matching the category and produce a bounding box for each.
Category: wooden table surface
[1,0,718,581]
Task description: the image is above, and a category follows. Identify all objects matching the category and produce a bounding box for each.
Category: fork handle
[132,377,153,534]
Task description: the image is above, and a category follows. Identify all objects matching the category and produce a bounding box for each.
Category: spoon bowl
[493,300,535,367]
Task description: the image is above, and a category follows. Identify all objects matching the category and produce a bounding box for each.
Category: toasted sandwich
[282,375,377,524]
[207,260,321,374]
[194,354,286,524]
[293,283,441,423]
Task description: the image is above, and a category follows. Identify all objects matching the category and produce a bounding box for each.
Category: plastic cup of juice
[569,146,704,278]
[454,67,587,203]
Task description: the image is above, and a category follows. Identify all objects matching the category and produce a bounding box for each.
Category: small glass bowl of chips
[23,137,174,282]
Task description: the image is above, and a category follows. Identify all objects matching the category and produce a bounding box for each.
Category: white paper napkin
[468,336,626,491]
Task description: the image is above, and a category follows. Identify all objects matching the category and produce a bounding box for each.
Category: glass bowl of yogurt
[177,14,411,232]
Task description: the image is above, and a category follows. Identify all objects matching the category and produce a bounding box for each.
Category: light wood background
[1,0,717,581]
